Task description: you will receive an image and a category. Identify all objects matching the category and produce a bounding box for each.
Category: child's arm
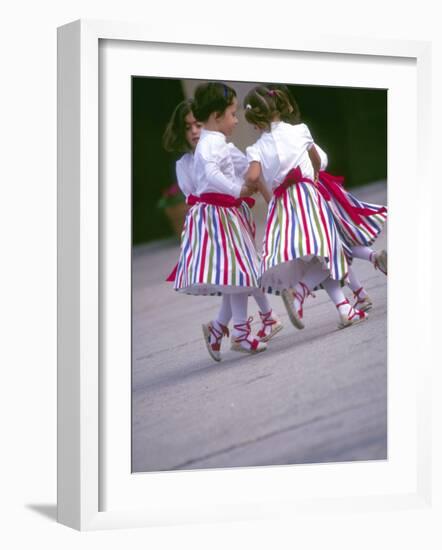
[308,144,322,182]
[241,161,271,202]
[314,143,328,171]
[204,159,242,197]
[256,178,272,204]
[176,157,194,198]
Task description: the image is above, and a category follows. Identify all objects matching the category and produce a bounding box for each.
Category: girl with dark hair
[171,82,282,360]
[243,84,368,330]
[163,96,283,355]
[265,84,388,314]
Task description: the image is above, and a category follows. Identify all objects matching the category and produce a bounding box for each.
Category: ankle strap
[336,299,350,309]
[233,317,259,350]
[209,322,230,341]
[233,317,253,335]
[259,310,276,326]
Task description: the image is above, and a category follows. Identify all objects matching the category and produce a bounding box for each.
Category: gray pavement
[132,182,388,472]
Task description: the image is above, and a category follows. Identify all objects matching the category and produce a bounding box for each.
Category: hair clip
[245,104,252,110]
[267,90,277,97]
[223,84,229,98]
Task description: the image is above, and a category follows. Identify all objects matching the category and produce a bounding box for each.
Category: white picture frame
[57,18,433,531]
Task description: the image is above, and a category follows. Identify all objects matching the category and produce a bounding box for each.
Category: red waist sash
[187,193,255,209]
[317,171,387,225]
[166,193,255,283]
[273,166,315,198]
[273,167,386,225]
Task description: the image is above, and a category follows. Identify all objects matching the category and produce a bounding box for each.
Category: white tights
[215,291,271,328]
[293,261,352,317]
[352,245,374,262]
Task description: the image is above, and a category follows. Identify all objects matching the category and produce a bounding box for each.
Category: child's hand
[240,183,256,197]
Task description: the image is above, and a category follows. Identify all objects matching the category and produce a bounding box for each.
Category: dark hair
[266,83,301,124]
[162,99,195,153]
[243,85,293,129]
[192,82,236,122]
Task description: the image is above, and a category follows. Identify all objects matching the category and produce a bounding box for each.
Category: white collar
[201,128,226,140]
[270,120,283,129]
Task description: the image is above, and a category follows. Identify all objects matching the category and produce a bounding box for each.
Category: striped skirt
[260,181,350,294]
[174,201,260,295]
[317,173,387,251]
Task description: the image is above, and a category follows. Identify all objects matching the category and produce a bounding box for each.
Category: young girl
[243,85,367,330]
[266,83,388,313]
[163,98,282,348]
[169,84,280,361]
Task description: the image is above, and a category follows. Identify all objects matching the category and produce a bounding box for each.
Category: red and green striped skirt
[260,180,350,294]
[174,196,260,295]
[316,171,387,250]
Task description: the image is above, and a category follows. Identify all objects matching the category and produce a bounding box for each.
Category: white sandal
[256,310,283,342]
[371,249,387,275]
[230,317,267,354]
[281,282,313,330]
[202,321,229,362]
[336,299,367,329]
[352,286,373,312]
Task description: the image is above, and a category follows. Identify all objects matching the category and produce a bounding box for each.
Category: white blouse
[314,144,328,171]
[175,153,196,198]
[246,121,317,193]
[193,129,244,198]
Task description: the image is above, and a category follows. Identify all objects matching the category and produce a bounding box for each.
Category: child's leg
[281,262,329,329]
[202,295,231,362]
[231,293,266,354]
[252,290,271,314]
[321,276,367,328]
[347,265,365,293]
[347,266,373,312]
[215,294,232,327]
[352,245,387,275]
[352,245,373,261]
[298,262,329,293]
[252,290,283,342]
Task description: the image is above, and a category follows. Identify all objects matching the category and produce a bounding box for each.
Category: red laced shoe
[281,282,314,329]
[371,249,387,275]
[256,310,283,342]
[336,299,367,329]
[352,287,373,312]
[202,321,229,362]
[231,317,267,354]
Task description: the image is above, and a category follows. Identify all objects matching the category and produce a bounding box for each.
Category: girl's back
[247,121,315,192]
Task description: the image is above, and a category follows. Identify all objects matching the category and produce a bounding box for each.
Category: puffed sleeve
[227,143,248,179]
[202,142,242,198]
[245,143,262,164]
[314,143,328,170]
[301,123,315,148]
[175,155,195,198]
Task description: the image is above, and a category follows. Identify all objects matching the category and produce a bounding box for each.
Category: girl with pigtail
[169,83,283,362]
[243,85,367,329]
[265,84,388,316]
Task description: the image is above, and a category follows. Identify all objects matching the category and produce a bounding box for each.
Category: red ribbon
[317,171,387,225]
[273,167,386,226]
[273,166,315,198]
[187,193,255,209]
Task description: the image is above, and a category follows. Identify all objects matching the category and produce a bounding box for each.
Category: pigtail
[244,86,275,128]
[265,83,301,124]
[272,89,293,123]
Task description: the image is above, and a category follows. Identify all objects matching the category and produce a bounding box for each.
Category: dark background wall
[132,78,387,245]
[289,84,387,186]
[132,77,184,245]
